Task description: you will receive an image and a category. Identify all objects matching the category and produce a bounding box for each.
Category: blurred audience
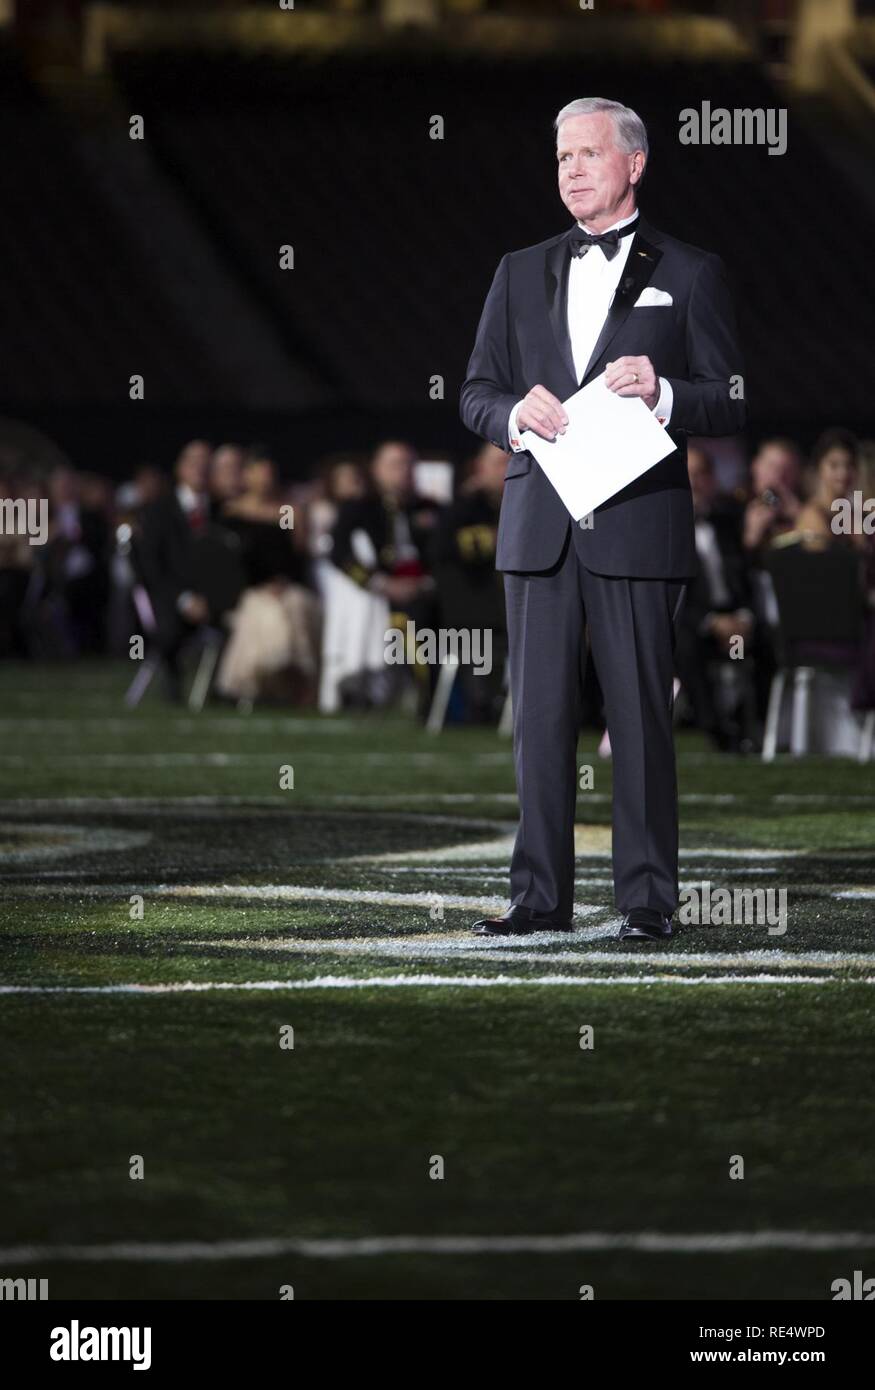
[742,436,802,556]
[209,443,246,509]
[794,428,863,551]
[307,454,369,580]
[215,446,321,704]
[431,443,507,723]
[0,471,40,658]
[330,440,441,614]
[40,465,111,656]
[328,440,443,711]
[853,526,875,716]
[135,440,214,700]
[675,446,757,750]
[1,423,872,740]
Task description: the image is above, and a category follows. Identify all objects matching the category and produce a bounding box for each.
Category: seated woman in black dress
[216,448,321,704]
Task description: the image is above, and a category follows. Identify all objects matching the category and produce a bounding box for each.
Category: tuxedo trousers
[503,521,687,920]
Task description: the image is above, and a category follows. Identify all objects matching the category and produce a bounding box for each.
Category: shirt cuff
[652,377,673,428]
[507,399,527,452]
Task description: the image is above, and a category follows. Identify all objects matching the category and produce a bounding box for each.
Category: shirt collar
[176,483,202,512]
[576,208,639,235]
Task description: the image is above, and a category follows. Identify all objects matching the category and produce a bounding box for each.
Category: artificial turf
[0,660,873,1299]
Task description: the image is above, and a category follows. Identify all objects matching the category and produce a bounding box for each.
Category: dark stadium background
[1,0,874,1324]
[3,0,874,473]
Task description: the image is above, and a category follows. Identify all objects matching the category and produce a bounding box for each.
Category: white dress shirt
[175,482,210,616]
[176,482,208,518]
[507,210,672,451]
[694,518,732,610]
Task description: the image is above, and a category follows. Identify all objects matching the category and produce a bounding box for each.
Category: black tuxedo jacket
[682,501,753,636]
[136,494,247,629]
[135,492,198,626]
[330,493,443,588]
[460,215,746,577]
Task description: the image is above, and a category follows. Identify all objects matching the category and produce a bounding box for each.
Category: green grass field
[1,660,874,1300]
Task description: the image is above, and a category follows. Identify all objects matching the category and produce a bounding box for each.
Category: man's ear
[630,152,646,186]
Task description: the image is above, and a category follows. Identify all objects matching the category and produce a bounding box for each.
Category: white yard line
[0,718,356,735]
[0,800,510,832]
[0,879,855,902]
[0,974,871,996]
[352,844,808,864]
[0,824,150,862]
[198,939,875,970]
[0,1230,872,1263]
[0,882,600,917]
[8,771,873,807]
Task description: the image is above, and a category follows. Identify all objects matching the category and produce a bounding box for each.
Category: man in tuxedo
[135,439,214,700]
[329,440,443,711]
[460,98,746,942]
[675,446,755,750]
[330,440,442,617]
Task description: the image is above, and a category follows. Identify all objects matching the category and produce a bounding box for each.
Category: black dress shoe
[618,907,673,943]
[472,905,573,936]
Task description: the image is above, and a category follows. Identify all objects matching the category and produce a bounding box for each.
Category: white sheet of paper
[519,373,676,522]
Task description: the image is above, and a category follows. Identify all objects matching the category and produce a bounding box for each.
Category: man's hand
[385,576,421,605]
[709,612,753,651]
[179,593,209,625]
[743,499,777,551]
[370,573,422,606]
[605,356,658,410]
[517,385,568,442]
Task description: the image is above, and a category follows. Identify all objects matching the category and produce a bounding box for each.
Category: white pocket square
[634,287,673,307]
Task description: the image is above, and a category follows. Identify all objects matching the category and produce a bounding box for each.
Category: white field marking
[247,791,875,808]
[318,792,875,810]
[0,754,269,768]
[673,750,867,768]
[835,889,875,899]
[0,804,852,865]
[348,835,515,864]
[0,882,600,918]
[0,800,510,833]
[0,869,97,879]
[1,879,852,910]
[12,878,841,908]
[1,1230,873,1263]
[375,866,780,880]
[4,756,871,804]
[0,752,513,768]
[328,793,520,804]
[774,793,875,804]
[323,793,724,806]
[380,872,621,888]
[1,974,871,996]
[196,938,875,971]
[353,840,806,865]
[0,718,356,735]
[0,823,150,863]
[188,926,616,956]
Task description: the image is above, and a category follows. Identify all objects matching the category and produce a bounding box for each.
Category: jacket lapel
[580,225,663,385]
[544,234,576,390]
[544,217,664,390]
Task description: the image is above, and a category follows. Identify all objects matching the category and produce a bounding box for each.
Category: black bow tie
[569,215,639,261]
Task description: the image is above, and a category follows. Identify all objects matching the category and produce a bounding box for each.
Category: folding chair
[761,544,865,760]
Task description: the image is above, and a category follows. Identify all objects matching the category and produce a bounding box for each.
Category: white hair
[554,98,648,163]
